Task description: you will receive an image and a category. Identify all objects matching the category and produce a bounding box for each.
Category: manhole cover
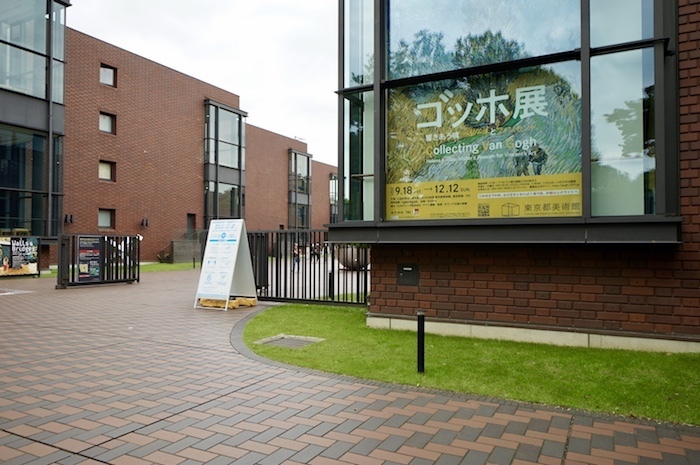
[255,334,324,348]
[0,289,32,296]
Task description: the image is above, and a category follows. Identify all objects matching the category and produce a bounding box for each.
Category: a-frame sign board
[194,219,257,310]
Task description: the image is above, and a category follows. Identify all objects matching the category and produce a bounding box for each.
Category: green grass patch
[40,261,198,278]
[243,303,700,426]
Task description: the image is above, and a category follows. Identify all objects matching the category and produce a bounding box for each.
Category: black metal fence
[248,229,370,305]
[56,234,140,288]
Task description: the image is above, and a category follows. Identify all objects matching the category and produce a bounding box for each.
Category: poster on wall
[0,236,39,278]
[385,6,583,221]
[77,236,102,283]
[386,66,582,220]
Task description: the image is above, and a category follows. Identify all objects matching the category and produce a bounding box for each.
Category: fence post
[55,234,69,289]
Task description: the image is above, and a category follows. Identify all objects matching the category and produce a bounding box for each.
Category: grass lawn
[243,303,700,426]
[40,261,198,278]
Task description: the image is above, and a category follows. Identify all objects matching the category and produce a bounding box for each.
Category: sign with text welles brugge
[0,236,39,278]
[386,64,582,221]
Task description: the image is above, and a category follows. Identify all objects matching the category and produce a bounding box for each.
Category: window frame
[98,161,116,181]
[99,112,116,134]
[99,64,117,87]
[332,0,680,245]
[97,208,115,229]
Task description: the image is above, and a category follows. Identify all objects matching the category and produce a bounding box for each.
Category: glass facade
[0,1,67,238]
[205,104,245,169]
[289,150,312,229]
[338,0,678,240]
[388,0,580,80]
[205,181,243,219]
[204,101,246,225]
[344,0,374,87]
[344,90,374,221]
[0,125,62,236]
[0,0,67,104]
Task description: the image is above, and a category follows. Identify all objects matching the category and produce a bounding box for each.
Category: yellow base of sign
[197,297,258,309]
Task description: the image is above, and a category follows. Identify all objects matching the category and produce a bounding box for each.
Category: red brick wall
[245,126,337,231]
[63,30,337,261]
[245,125,306,231]
[64,29,242,260]
[369,5,700,340]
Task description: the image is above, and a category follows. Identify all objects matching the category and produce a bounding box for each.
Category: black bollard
[417,310,425,373]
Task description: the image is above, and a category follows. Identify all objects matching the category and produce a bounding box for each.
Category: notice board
[0,236,39,278]
[194,219,256,310]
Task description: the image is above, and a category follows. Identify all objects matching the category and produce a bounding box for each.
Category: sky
[67,0,339,166]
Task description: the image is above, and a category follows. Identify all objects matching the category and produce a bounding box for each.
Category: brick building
[63,29,337,261]
[331,0,700,351]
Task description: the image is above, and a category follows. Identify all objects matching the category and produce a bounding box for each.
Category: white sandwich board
[194,219,257,310]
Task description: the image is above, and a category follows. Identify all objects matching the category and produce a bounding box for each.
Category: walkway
[0,270,698,465]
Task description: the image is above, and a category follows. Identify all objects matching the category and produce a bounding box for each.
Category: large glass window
[52,59,64,104]
[205,181,243,219]
[344,90,374,221]
[0,1,67,103]
[388,0,580,80]
[0,0,47,54]
[591,48,655,216]
[52,2,66,60]
[289,151,311,194]
[345,0,374,87]
[0,125,54,235]
[386,62,582,220]
[205,104,244,169]
[336,0,677,246]
[289,204,309,230]
[0,43,46,98]
[289,151,312,229]
[590,0,653,48]
[338,0,675,228]
[204,102,246,226]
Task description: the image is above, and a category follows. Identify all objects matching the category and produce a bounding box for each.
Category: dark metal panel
[217,167,242,186]
[0,91,65,134]
[585,221,680,243]
[204,163,217,182]
[288,191,310,205]
[328,220,681,244]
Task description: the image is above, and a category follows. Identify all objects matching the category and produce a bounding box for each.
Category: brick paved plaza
[0,270,698,464]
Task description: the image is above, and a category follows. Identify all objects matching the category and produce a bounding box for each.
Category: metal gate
[247,229,369,305]
[56,234,140,288]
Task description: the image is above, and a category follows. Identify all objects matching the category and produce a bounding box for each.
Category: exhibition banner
[386,60,582,221]
[0,236,39,277]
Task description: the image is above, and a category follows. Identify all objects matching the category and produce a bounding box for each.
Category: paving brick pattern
[1,270,698,464]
